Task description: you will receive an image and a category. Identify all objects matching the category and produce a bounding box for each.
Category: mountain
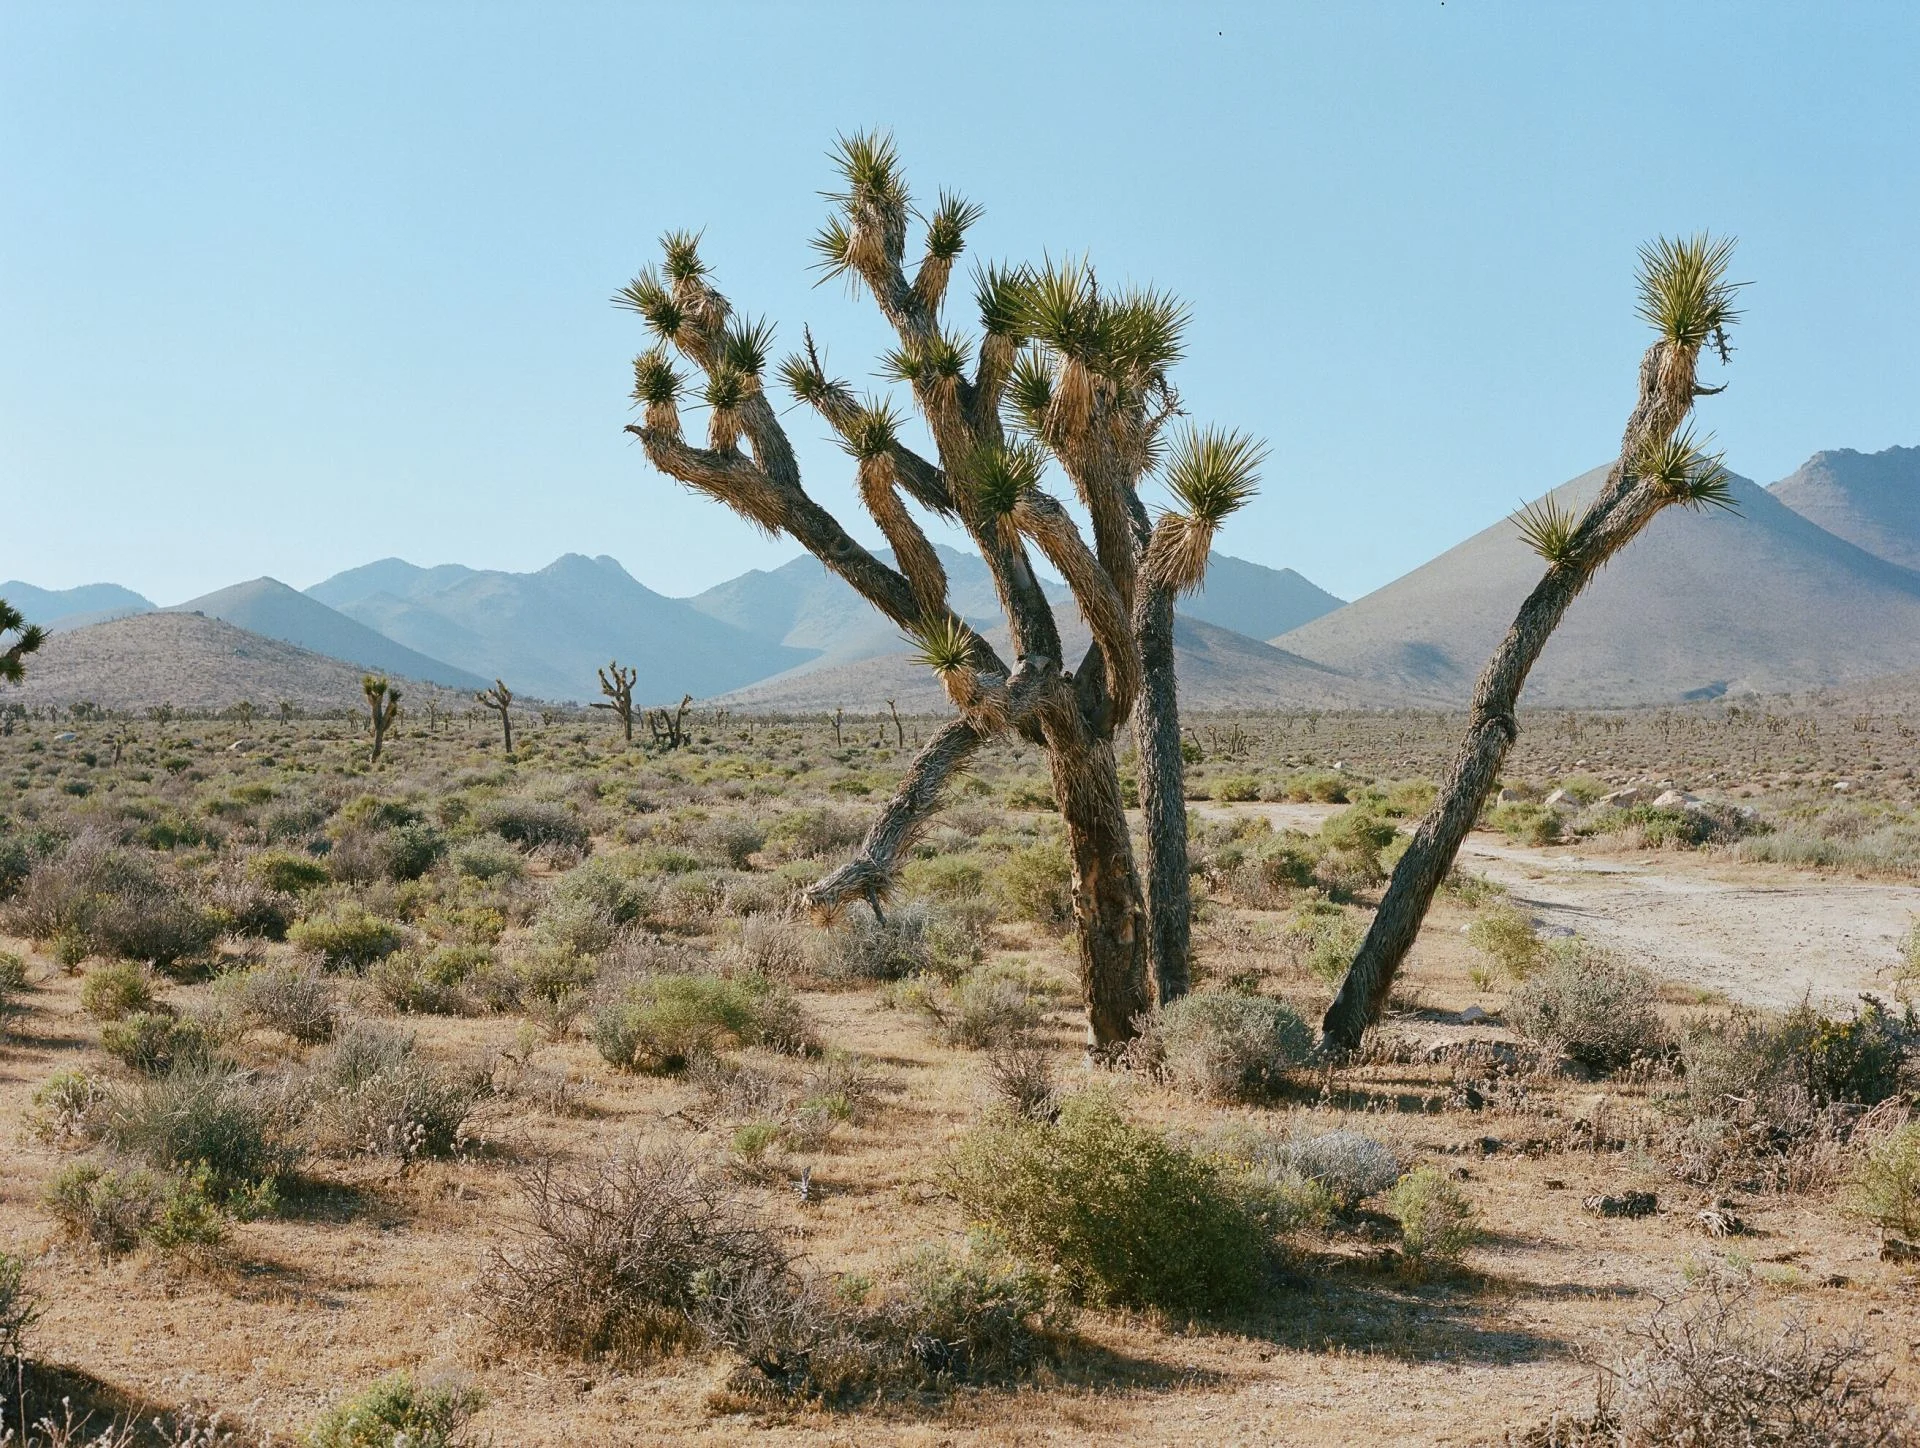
[715,607,1392,713]
[168,578,489,692]
[1274,463,1920,706]
[306,553,812,703]
[6,612,473,712]
[1176,554,1344,639]
[1,580,154,631]
[1768,444,1920,571]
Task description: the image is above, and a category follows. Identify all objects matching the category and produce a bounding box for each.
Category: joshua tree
[0,600,44,685]
[886,699,904,748]
[646,692,693,750]
[477,680,515,759]
[362,675,401,764]
[593,660,638,742]
[618,133,1260,1044]
[232,700,256,731]
[278,699,295,724]
[1321,235,1742,1051]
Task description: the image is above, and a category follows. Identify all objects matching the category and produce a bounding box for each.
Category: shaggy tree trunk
[1134,582,1191,1003]
[1048,726,1152,1044]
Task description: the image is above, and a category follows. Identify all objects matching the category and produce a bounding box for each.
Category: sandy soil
[1211,802,1920,1010]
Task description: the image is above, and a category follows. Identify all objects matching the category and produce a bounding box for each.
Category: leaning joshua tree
[1321,235,1742,1051]
[477,679,515,759]
[0,600,44,685]
[593,660,638,742]
[619,133,1260,1045]
[362,675,401,764]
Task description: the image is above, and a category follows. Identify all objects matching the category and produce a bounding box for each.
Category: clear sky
[4,2,1915,608]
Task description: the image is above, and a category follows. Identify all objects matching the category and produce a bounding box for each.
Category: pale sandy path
[1201,801,1920,1009]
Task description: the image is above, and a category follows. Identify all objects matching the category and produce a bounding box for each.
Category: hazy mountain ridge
[1768,444,1920,571]
[1,580,155,632]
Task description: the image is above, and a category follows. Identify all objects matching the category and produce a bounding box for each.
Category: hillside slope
[1274,465,1920,705]
[1768,444,1920,571]
[1177,554,1344,639]
[169,578,488,692]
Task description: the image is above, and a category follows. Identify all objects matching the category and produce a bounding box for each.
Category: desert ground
[1,700,1917,1445]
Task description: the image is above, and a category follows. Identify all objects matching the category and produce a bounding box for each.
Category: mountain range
[5,442,1915,712]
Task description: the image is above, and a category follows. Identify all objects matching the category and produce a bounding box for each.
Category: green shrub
[998,842,1073,931]
[1846,1122,1920,1238]
[0,949,26,993]
[289,903,405,969]
[1211,774,1260,803]
[450,837,527,882]
[816,901,987,983]
[858,1237,1064,1385]
[5,835,217,967]
[1466,902,1544,980]
[1682,998,1912,1117]
[304,1371,479,1448]
[45,1161,226,1258]
[219,960,340,1042]
[591,974,811,1073]
[547,851,656,925]
[1315,805,1397,890]
[79,960,155,1020]
[764,806,865,861]
[0,1250,34,1358]
[1385,1166,1479,1271]
[1508,942,1664,1069]
[248,849,331,894]
[1382,778,1438,818]
[30,1068,106,1146]
[100,1010,220,1074]
[944,1092,1272,1316]
[903,853,988,903]
[309,1022,480,1161]
[1488,802,1563,847]
[102,1059,298,1199]
[475,797,590,859]
[366,948,470,1015]
[902,961,1055,1049]
[1898,919,1920,1001]
[1283,898,1364,985]
[1129,991,1311,1101]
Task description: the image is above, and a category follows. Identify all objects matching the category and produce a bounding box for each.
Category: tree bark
[1134,581,1191,1003]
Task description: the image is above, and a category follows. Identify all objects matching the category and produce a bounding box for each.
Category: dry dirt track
[1208,802,1920,1010]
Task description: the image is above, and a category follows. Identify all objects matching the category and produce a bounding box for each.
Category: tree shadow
[2,1358,229,1447]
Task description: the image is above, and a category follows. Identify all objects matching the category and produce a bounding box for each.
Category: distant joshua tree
[618,133,1260,1045]
[646,692,693,750]
[593,661,638,742]
[232,700,256,730]
[477,679,515,759]
[278,700,295,724]
[1321,235,1743,1051]
[0,600,44,685]
[362,675,401,764]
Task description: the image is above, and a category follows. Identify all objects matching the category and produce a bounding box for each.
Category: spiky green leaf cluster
[661,230,708,284]
[1640,426,1738,513]
[1513,494,1583,566]
[612,270,683,340]
[1163,426,1264,526]
[1017,257,1104,360]
[705,365,747,414]
[630,350,682,408]
[881,331,970,387]
[1105,286,1189,376]
[974,262,1032,339]
[1636,233,1742,352]
[810,214,855,280]
[777,351,847,411]
[839,399,906,461]
[719,316,776,378]
[828,131,909,216]
[924,191,983,262]
[969,442,1046,517]
[905,615,976,677]
[1010,259,1188,380]
[0,599,45,685]
[1004,347,1054,432]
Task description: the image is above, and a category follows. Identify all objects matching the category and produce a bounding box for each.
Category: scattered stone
[1880,1237,1920,1263]
[1477,1136,1502,1156]
[1601,787,1647,807]
[1695,1208,1747,1238]
[1457,1004,1490,1025]
[1651,789,1699,809]
[1583,1191,1657,1219]
[1497,787,1522,803]
[54,731,78,742]
[1834,780,1854,793]
[1820,1274,1851,1289]
[1543,788,1573,808]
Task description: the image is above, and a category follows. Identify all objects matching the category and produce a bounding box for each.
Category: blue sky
[3,2,1915,608]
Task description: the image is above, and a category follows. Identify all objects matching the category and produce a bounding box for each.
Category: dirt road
[1207,802,1920,1009]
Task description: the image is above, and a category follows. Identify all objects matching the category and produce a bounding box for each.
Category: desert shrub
[80,960,155,1020]
[0,950,23,1020]
[329,821,446,884]
[1466,902,1545,980]
[309,1022,480,1161]
[1487,801,1562,847]
[998,842,1073,931]
[814,902,948,983]
[44,1161,226,1258]
[365,948,469,1015]
[944,1092,1272,1316]
[547,851,656,926]
[854,1238,1065,1387]
[1128,991,1311,1101]
[1508,941,1664,1069]
[1899,918,1920,1001]
[204,870,298,940]
[902,961,1054,1049]
[475,797,590,860]
[5,834,218,967]
[1273,770,1347,804]
[101,1060,298,1199]
[288,902,405,970]
[700,816,767,871]
[247,849,331,894]
[1211,774,1260,803]
[450,836,526,882]
[1381,777,1438,818]
[1316,805,1396,889]
[1682,998,1913,1118]
[1604,1280,1917,1446]
[219,959,340,1043]
[591,974,810,1073]
[0,1250,34,1357]
[305,1371,480,1448]
[1847,1122,1920,1239]
[100,1010,220,1075]
[902,853,987,903]
[1281,898,1364,985]
[30,1068,107,1146]
[764,806,866,861]
[983,1040,1058,1120]
[1272,1129,1403,1211]
[727,915,808,979]
[478,1143,792,1362]
[529,894,618,959]
[1384,1166,1478,1271]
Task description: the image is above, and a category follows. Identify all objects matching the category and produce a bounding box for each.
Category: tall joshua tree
[362,675,401,764]
[593,660,638,742]
[0,600,45,685]
[1321,235,1742,1051]
[477,680,515,759]
[619,133,1261,1045]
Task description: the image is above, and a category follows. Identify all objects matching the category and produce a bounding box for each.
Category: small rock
[1602,787,1646,807]
[1457,1005,1490,1025]
[1583,1191,1657,1219]
[1544,1178,1566,1191]
[1880,1237,1920,1263]
[1834,780,1853,793]
[1650,789,1698,809]
[1497,787,1522,803]
[1477,1136,1502,1156]
[54,731,78,742]
[1820,1274,1851,1289]
[1450,1166,1473,1181]
[1543,788,1573,808]
[1695,1208,1746,1238]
